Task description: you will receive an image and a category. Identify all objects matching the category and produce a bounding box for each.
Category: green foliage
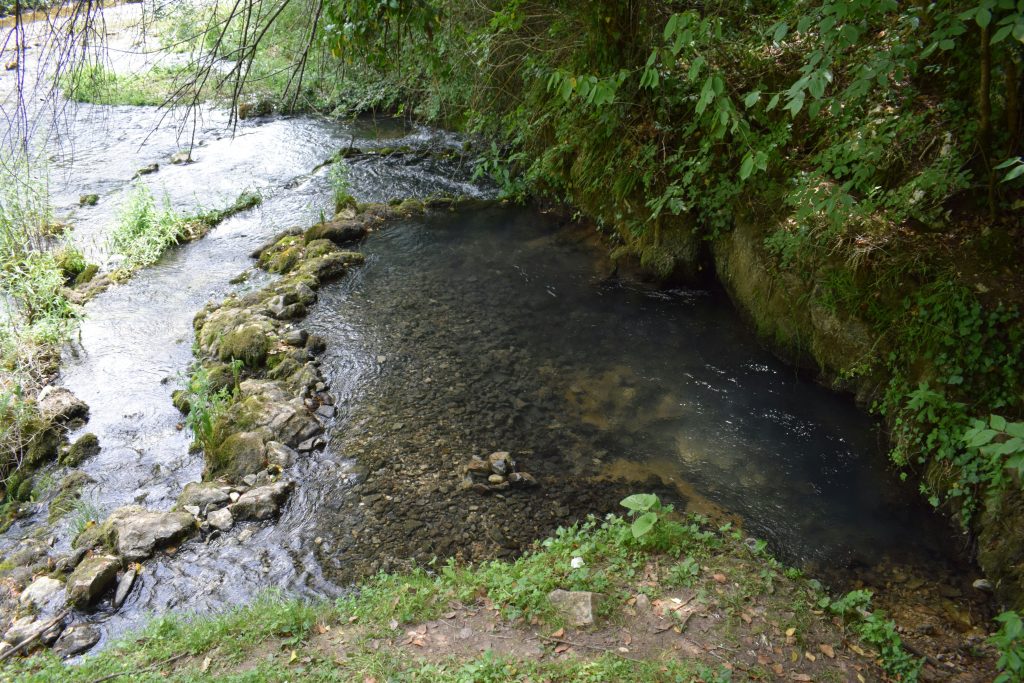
[991,611,1024,683]
[183,362,239,452]
[619,492,663,539]
[62,63,188,107]
[824,590,923,680]
[328,161,356,213]
[109,184,185,272]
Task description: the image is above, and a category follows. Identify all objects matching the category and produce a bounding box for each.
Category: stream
[0,5,968,653]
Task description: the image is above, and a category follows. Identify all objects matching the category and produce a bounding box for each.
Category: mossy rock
[204,361,238,393]
[79,193,100,206]
[54,246,87,282]
[305,238,338,260]
[171,389,191,414]
[204,430,268,481]
[72,520,113,551]
[25,423,61,466]
[48,470,95,522]
[258,236,304,274]
[61,432,100,467]
[198,308,276,368]
[74,263,99,286]
[267,357,302,381]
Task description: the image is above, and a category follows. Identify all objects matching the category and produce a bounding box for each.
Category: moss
[304,238,337,260]
[218,322,273,367]
[204,430,267,481]
[74,263,99,286]
[60,432,100,467]
[258,236,305,274]
[171,389,191,414]
[47,470,94,522]
[25,423,60,466]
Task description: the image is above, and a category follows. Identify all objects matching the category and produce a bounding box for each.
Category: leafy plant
[329,161,356,213]
[991,611,1024,683]
[824,590,923,680]
[109,184,185,272]
[183,363,239,451]
[619,493,665,539]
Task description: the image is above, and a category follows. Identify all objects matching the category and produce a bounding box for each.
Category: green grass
[62,64,191,107]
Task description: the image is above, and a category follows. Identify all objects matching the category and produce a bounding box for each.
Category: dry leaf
[772,663,784,675]
[740,612,752,624]
[790,650,799,663]
[857,675,866,683]
[348,615,359,623]
[364,677,378,683]
[757,654,769,665]
[554,644,570,654]
[804,651,816,662]
[791,675,812,682]
[785,627,796,637]
[819,643,835,658]
[444,611,457,619]
[315,623,330,634]
[850,644,866,656]
[289,650,298,664]
[713,573,727,583]
[623,632,632,646]
[552,628,565,638]
[200,657,211,673]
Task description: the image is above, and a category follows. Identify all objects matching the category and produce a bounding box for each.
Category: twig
[87,652,188,683]
[538,634,645,663]
[0,609,69,662]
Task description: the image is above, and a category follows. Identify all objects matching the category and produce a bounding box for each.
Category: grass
[2,501,918,681]
[62,64,192,107]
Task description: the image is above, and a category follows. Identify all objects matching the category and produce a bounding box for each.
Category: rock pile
[462,451,538,493]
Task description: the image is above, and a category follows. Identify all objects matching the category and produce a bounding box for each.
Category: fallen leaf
[792,675,812,682]
[315,623,330,634]
[554,644,570,654]
[444,611,457,619]
[785,627,796,637]
[348,615,359,623]
[552,628,565,638]
[713,573,727,583]
[857,675,866,683]
[289,650,298,664]
[364,677,378,683]
[200,657,211,673]
[772,663,784,675]
[623,632,632,646]
[617,647,630,653]
[757,654,769,665]
[819,643,835,658]
[741,612,752,624]
[790,650,799,663]
[804,651,816,662]
[850,643,866,656]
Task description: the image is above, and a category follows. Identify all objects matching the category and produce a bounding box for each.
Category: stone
[297,436,325,452]
[177,482,231,513]
[207,507,233,531]
[170,150,192,164]
[79,194,99,206]
[231,480,294,521]
[36,386,89,426]
[206,431,268,481]
[283,329,309,347]
[304,220,367,246]
[315,404,336,419]
[112,568,136,609]
[55,547,88,573]
[973,578,994,592]
[52,624,101,657]
[465,457,490,476]
[547,589,600,626]
[102,507,196,561]
[183,505,201,517]
[133,163,159,178]
[508,472,538,487]
[178,481,232,511]
[306,334,327,354]
[267,295,306,320]
[266,441,297,468]
[487,474,506,485]
[3,615,52,645]
[60,433,100,467]
[242,474,258,487]
[66,554,120,606]
[488,451,512,476]
[20,576,64,610]
[229,492,240,503]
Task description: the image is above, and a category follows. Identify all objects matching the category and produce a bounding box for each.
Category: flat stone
[20,576,64,610]
[103,507,197,561]
[488,451,513,476]
[112,568,136,609]
[3,616,42,644]
[133,163,159,178]
[55,547,88,573]
[315,404,336,419]
[304,220,367,246]
[283,329,309,347]
[231,480,294,521]
[207,507,233,531]
[296,436,325,452]
[66,554,120,606]
[52,624,101,657]
[547,589,600,626]
[170,150,192,164]
[487,474,506,485]
[183,505,201,517]
[229,492,241,503]
[266,441,298,468]
[177,482,231,513]
[508,472,538,487]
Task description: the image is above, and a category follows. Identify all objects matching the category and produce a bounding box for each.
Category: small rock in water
[242,474,258,487]
[207,507,233,531]
[508,472,537,487]
[66,554,120,606]
[170,150,192,164]
[3,616,41,644]
[297,436,325,452]
[238,528,255,543]
[315,404,336,419]
[488,451,513,476]
[20,576,64,610]
[377,355,387,363]
[53,624,101,658]
[79,193,99,206]
[973,578,994,592]
[487,474,506,485]
[266,441,297,468]
[112,568,137,609]
[283,329,309,347]
[232,480,294,521]
[133,163,159,178]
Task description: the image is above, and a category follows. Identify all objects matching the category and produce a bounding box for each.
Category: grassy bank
[6,500,981,681]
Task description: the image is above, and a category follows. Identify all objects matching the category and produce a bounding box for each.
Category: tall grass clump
[109,183,185,271]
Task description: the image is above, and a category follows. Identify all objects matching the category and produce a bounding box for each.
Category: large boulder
[101,507,196,561]
[205,431,267,482]
[303,219,367,246]
[52,624,101,657]
[232,480,294,521]
[20,576,64,611]
[66,554,120,606]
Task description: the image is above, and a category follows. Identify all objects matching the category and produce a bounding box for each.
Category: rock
[183,505,201,517]
[229,491,240,503]
[170,150,192,164]
[304,220,367,246]
[55,547,88,573]
[315,404,336,419]
[973,578,994,592]
[177,482,231,513]
[133,163,159,178]
[488,451,513,476]
[487,474,506,485]
[20,576,64,610]
[266,441,297,468]
[231,480,294,521]
[40,620,65,646]
[37,386,89,426]
[207,507,233,531]
[52,624,101,657]
[508,472,538,487]
[465,457,490,476]
[306,334,327,354]
[79,194,99,206]
[283,329,309,347]
[3,616,43,644]
[112,568,137,609]
[296,436,325,452]
[102,507,196,561]
[60,432,100,467]
[547,589,601,626]
[242,473,258,487]
[206,430,267,481]
[66,554,120,606]
[267,295,306,320]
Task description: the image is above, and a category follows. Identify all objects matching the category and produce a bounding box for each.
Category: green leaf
[785,92,805,117]
[976,8,992,28]
[1006,423,1024,439]
[772,22,789,43]
[743,90,761,108]
[992,415,1008,431]
[1003,164,1024,182]
[631,512,658,538]
[992,24,1014,42]
[620,493,658,512]
[967,429,999,448]
[766,93,780,111]
[740,154,755,180]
